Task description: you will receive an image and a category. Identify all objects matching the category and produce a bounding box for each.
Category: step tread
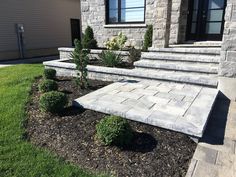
[149,47,221,55]
[141,52,220,63]
[134,60,218,74]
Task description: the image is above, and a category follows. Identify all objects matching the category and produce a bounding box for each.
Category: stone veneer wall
[81,0,187,48]
[220,0,236,77]
[169,0,181,44]
[81,0,157,48]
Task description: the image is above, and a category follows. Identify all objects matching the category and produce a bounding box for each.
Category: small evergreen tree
[143,25,153,51]
[71,39,89,89]
[82,26,98,49]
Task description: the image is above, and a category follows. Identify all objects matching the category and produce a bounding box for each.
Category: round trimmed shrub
[39,79,58,93]
[43,68,56,79]
[39,91,67,113]
[96,115,133,146]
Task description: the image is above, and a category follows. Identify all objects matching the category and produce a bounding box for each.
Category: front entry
[186,0,226,41]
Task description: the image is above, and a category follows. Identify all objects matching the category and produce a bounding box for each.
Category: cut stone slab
[73,80,218,138]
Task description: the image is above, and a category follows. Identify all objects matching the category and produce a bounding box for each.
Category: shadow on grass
[200,91,230,145]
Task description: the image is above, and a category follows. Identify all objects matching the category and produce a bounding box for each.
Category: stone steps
[134,60,218,74]
[131,47,220,87]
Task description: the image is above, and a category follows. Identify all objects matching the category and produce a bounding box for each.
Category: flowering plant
[104,32,127,50]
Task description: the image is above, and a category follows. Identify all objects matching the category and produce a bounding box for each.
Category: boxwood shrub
[43,68,56,80]
[39,79,58,93]
[96,115,133,146]
[39,91,67,113]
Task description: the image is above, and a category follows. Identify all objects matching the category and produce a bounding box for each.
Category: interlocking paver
[216,151,236,167]
[132,88,158,96]
[74,80,218,137]
[194,146,218,164]
[192,161,218,177]
[123,98,155,109]
[186,101,236,177]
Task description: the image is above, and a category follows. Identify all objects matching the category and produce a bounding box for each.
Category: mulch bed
[27,77,197,177]
[63,59,135,69]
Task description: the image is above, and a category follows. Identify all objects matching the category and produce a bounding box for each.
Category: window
[107,0,145,24]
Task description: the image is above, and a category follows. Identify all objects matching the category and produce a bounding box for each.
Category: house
[0,0,81,61]
[81,0,236,79]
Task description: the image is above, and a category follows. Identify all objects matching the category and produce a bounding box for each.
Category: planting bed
[27,77,196,177]
[63,58,134,69]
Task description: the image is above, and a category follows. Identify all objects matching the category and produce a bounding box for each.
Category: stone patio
[73,80,218,138]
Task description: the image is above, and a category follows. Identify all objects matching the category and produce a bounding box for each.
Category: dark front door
[186,0,226,41]
[71,19,81,46]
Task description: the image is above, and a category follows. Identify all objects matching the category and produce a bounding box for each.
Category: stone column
[169,0,182,44]
[220,0,236,77]
[218,0,236,100]
[152,0,172,48]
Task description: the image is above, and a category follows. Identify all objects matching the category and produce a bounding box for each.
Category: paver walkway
[74,80,218,138]
[186,99,236,177]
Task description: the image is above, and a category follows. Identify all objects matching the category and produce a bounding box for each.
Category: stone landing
[73,80,218,138]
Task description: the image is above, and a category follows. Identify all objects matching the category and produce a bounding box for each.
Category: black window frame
[106,0,146,24]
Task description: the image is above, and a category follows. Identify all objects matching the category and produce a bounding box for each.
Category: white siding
[0,0,80,59]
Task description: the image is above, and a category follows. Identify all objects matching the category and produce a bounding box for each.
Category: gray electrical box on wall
[16,24,25,58]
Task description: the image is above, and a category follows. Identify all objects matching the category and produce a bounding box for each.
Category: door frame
[186,0,227,41]
[70,19,81,46]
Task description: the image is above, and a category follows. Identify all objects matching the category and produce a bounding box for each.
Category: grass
[0,64,103,177]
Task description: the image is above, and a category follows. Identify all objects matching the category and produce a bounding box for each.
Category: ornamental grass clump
[43,68,56,80]
[71,39,89,89]
[143,25,153,51]
[128,47,141,64]
[104,32,127,50]
[39,79,58,93]
[39,91,68,113]
[99,50,122,67]
[82,26,98,49]
[96,115,133,146]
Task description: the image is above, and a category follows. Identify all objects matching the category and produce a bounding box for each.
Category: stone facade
[81,0,184,48]
[81,0,236,77]
[220,0,236,77]
[81,0,156,48]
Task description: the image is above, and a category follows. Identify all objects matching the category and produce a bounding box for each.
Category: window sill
[103,24,147,28]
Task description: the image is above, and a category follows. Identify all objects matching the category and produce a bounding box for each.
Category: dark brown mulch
[63,59,135,69]
[27,77,197,177]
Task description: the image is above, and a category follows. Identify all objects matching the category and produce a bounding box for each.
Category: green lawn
[0,64,102,177]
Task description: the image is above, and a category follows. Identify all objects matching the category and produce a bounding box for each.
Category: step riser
[141,57,219,64]
[141,54,219,64]
[132,73,217,87]
[135,66,218,75]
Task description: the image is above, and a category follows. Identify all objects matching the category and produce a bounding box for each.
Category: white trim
[103,24,147,28]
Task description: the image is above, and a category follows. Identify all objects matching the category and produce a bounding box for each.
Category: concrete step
[134,60,218,74]
[131,69,218,87]
[141,52,220,63]
[148,47,221,55]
